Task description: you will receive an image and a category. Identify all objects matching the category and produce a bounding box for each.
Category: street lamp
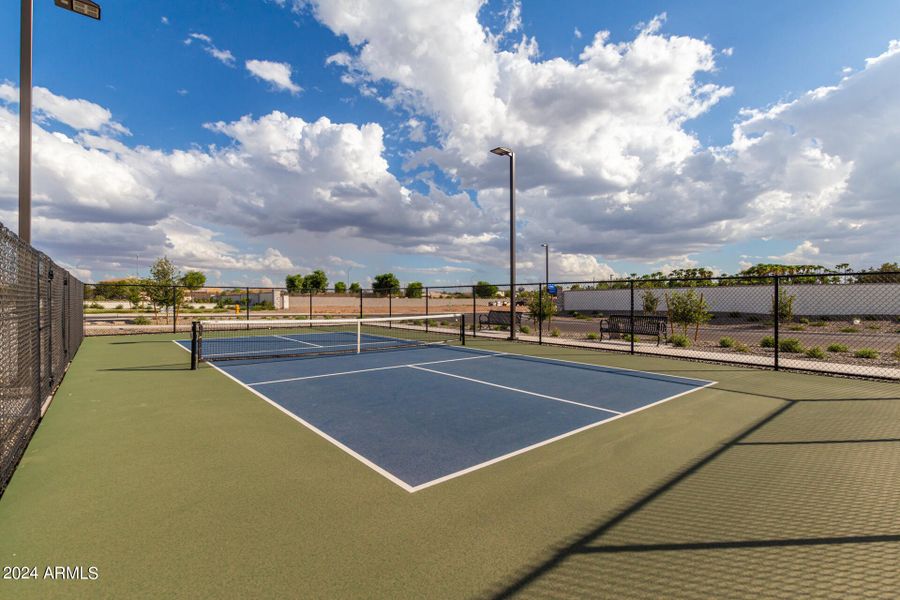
[540,243,549,288]
[490,146,516,339]
[19,0,101,244]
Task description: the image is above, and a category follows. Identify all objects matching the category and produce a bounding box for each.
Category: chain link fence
[1,222,84,495]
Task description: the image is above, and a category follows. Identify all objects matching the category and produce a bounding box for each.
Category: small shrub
[827,343,849,353]
[819,315,831,322]
[573,313,590,320]
[779,338,804,353]
[115,304,124,310]
[760,336,775,348]
[799,317,810,325]
[788,325,806,331]
[733,341,750,353]
[854,348,879,359]
[840,327,860,333]
[550,328,560,337]
[623,334,636,342]
[719,337,735,348]
[519,325,530,334]
[866,325,880,330]
[89,302,103,309]
[670,334,691,348]
[810,321,827,327]
[805,347,826,359]
[892,345,900,362]
[586,332,599,340]
[641,290,660,314]
[132,316,151,325]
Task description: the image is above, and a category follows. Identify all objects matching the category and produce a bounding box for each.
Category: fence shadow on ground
[485,383,900,599]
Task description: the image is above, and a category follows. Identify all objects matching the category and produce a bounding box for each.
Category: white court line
[408,365,622,415]
[273,334,322,347]
[248,351,506,386]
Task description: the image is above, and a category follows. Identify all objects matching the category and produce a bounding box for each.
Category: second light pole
[540,243,549,288]
[491,146,516,339]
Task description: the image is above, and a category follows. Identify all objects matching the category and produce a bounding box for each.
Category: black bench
[478,309,523,329]
[599,315,668,345]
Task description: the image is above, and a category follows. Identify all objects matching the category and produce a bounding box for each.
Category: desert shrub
[788,325,806,331]
[827,343,849,352]
[771,289,795,323]
[519,325,530,334]
[805,347,826,359]
[719,337,735,348]
[132,316,151,325]
[550,328,560,337]
[670,334,691,348]
[586,332,599,340]
[840,327,860,333]
[760,336,775,348]
[866,325,880,330]
[799,317,810,324]
[89,302,103,309]
[623,334,636,342]
[733,341,750,353]
[854,348,879,359]
[810,321,827,327]
[641,290,660,314]
[779,338,804,353]
[572,312,590,320]
[892,345,900,362]
[115,304,124,310]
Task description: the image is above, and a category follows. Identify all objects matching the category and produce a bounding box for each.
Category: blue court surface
[179,341,715,492]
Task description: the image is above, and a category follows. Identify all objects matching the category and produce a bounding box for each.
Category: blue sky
[1,0,898,286]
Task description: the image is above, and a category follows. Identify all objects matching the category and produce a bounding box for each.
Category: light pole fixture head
[55,0,102,20]
[541,243,548,248]
[490,146,513,157]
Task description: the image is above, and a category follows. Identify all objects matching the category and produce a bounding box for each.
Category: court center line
[273,334,323,348]
[407,365,622,415]
[247,351,507,386]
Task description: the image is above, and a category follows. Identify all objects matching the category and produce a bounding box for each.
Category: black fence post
[424,287,429,332]
[774,275,780,371]
[472,286,477,337]
[538,283,543,345]
[359,288,363,318]
[309,291,313,320]
[172,285,177,334]
[47,267,54,387]
[629,279,635,355]
[245,287,250,325]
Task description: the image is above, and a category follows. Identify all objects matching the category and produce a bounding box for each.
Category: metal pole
[309,291,313,321]
[19,0,33,243]
[545,244,549,289]
[359,288,363,318]
[190,321,198,370]
[172,285,177,333]
[245,287,250,325]
[629,279,635,355]
[425,287,429,332]
[773,275,780,371]
[538,284,543,345]
[509,152,517,340]
[472,286,477,338]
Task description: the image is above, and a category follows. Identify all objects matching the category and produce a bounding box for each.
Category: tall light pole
[540,243,549,288]
[491,146,516,339]
[19,0,101,244]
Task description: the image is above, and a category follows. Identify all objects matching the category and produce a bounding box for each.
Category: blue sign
[546,284,558,296]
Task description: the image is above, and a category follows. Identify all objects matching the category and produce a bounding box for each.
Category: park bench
[599,315,668,345]
[478,309,523,330]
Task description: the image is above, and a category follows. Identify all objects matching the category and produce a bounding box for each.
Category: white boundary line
[408,365,622,415]
[247,352,506,386]
[171,340,717,493]
[273,334,322,348]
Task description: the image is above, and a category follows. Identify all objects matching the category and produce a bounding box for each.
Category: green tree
[372,273,400,296]
[527,292,556,326]
[405,282,424,298]
[473,281,498,298]
[180,270,206,290]
[349,282,361,293]
[665,289,711,341]
[641,289,660,314]
[771,289,796,323]
[285,274,304,293]
[334,281,347,294]
[142,257,182,321]
[301,269,329,293]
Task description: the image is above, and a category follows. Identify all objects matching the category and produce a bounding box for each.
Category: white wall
[561,283,900,316]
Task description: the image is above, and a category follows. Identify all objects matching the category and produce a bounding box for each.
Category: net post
[309,291,313,326]
[629,279,635,355]
[245,287,250,327]
[356,320,361,353]
[389,289,392,326]
[359,288,363,318]
[460,314,466,346]
[190,321,198,370]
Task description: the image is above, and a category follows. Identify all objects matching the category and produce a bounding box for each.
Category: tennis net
[191,313,465,365]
